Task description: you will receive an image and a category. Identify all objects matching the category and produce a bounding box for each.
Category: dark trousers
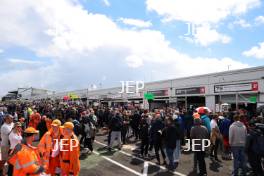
[149,140,154,151]
[196,151,207,175]
[154,141,166,163]
[133,127,140,140]
[84,137,93,152]
[121,127,128,144]
[210,138,220,159]
[80,135,85,146]
[166,147,175,170]
[7,164,13,176]
[181,137,185,146]
[141,139,149,156]
[248,152,264,176]
[107,131,111,146]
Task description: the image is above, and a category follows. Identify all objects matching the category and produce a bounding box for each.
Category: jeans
[231,146,246,176]
[110,131,122,148]
[166,147,175,169]
[174,140,181,162]
[154,141,166,163]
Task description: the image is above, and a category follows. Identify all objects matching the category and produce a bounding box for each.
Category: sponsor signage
[249,96,257,103]
[126,92,142,98]
[175,87,205,95]
[148,89,168,96]
[214,82,258,93]
[68,93,79,99]
[144,93,154,100]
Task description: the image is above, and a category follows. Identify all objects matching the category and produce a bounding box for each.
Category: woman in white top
[8,122,22,176]
[9,122,23,150]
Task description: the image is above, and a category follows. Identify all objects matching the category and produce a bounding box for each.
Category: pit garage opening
[174,87,206,110]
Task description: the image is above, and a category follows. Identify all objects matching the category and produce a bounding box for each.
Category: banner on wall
[214,82,258,93]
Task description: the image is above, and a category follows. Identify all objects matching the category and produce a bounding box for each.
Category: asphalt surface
[79,130,234,176]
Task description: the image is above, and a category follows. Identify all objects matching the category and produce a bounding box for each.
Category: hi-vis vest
[38,130,61,170]
[60,134,80,176]
[9,144,42,176]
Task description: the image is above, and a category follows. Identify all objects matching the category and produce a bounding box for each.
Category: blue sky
[0,0,264,96]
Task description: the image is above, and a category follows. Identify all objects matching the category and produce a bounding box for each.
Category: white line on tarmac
[143,162,148,176]
[93,151,142,176]
[94,140,187,176]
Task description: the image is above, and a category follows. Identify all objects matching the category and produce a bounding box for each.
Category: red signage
[148,90,168,96]
[252,82,258,91]
[176,87,205,95]
[200,87,205,94]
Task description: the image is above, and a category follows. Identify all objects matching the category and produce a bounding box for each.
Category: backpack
[73,120,81,136]
[89,122,96,138]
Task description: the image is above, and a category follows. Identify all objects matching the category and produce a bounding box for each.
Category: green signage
[249,96,257,103]
[144,93,154,100]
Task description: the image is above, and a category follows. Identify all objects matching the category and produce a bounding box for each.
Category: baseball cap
[62,122,74,130]
[24,127,39,134]
[51,119,61,127]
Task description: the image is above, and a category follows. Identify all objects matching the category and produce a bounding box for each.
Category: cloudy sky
[0,0,264,96]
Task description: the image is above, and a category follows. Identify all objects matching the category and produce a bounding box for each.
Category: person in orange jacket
[8,127,45,176]
[29,110,41,129]
[60,122,80,176]
[38,119,62,175]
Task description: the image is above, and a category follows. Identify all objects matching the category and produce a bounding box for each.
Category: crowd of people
[0,102,81,176]
[0,100,263,176]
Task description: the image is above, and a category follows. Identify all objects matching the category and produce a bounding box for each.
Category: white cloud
[125,55,144,68]
[243,42,264,59]
[233,19,251,28]
[8,58,43,65]
[186,24,231,46]
[0,0,249,95]
[146,0,260,24]
[102,0,110,7]
[119,18,152,28]
[0,49,3,53]
[195,25,231,46]
[146,0,259,46]
[255,15,264,25]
